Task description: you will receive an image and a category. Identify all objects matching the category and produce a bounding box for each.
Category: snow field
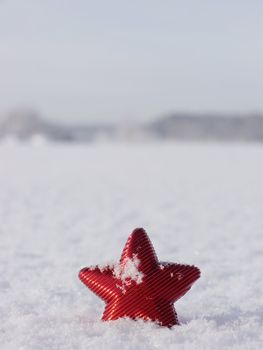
[0,142,263,349]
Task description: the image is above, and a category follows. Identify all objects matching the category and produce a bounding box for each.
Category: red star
[79,228,200,327]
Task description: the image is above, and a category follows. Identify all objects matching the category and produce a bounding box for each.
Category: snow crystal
[89,262,115,272]
[175,273,183,280]
[113,254,144,293]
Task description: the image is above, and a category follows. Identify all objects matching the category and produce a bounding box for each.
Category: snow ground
[0,141,263,349]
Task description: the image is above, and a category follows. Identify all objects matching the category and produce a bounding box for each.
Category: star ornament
[79,228,200,327]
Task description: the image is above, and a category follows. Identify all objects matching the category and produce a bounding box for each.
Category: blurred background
[0,0,263,142]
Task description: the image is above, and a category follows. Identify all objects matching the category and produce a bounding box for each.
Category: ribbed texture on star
[79,228,200,327]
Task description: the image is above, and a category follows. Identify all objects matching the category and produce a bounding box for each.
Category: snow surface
[1,141,263,349]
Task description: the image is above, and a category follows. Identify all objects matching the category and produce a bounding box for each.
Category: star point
[79,228,200,327]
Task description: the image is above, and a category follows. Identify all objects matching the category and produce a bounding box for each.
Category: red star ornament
[79,228,200,327]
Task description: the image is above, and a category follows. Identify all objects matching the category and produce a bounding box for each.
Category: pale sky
[0,0,262,124]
